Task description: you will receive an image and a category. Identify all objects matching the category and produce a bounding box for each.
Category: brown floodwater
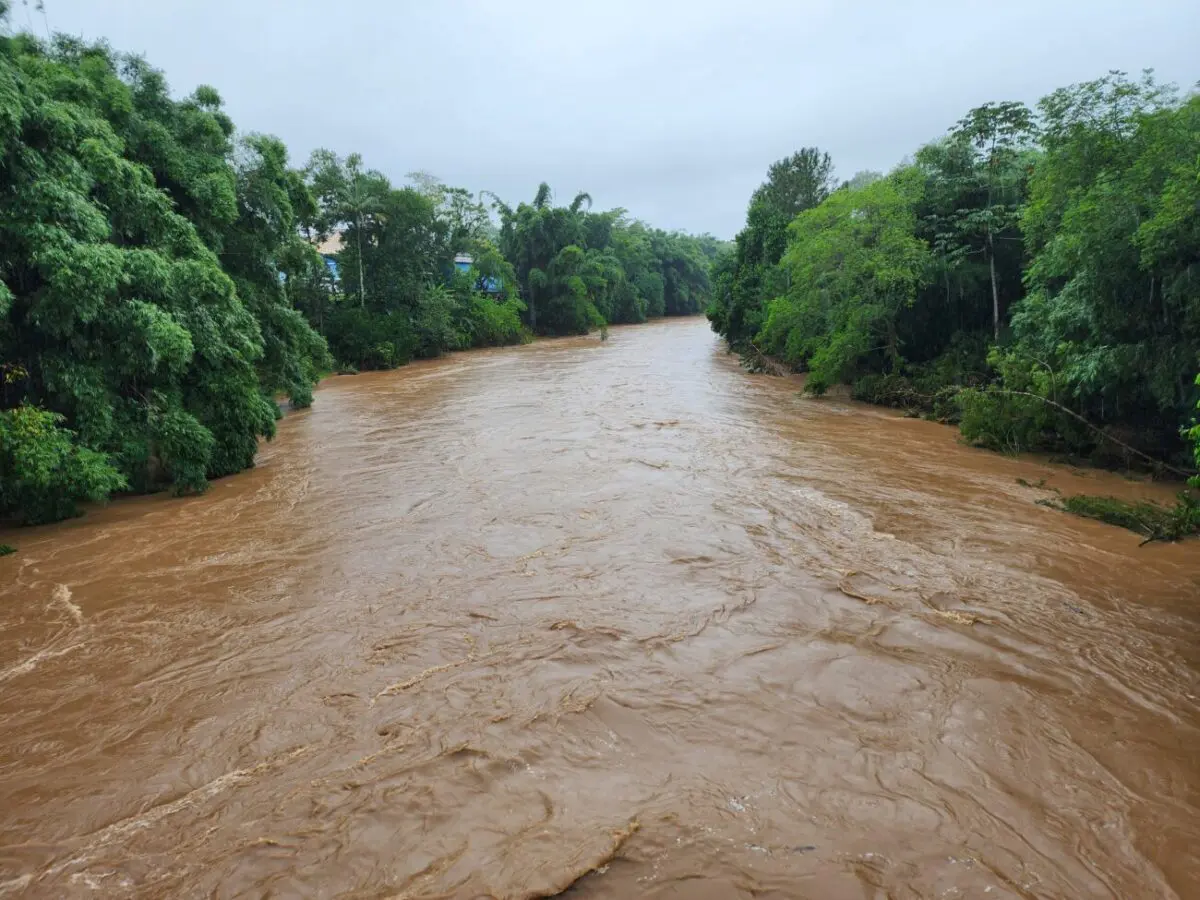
[2,317,1199,899]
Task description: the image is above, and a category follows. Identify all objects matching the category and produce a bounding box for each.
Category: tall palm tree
[342,154,388,308]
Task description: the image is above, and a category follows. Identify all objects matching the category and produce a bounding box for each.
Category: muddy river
[2,317,1198,899]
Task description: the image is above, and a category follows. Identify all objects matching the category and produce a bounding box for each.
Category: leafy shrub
[412,285,460,358]
[150,406,216,494]
[463,294,527,347]
[0,406,126,524]
[323,306,418,370]
[956,388,1091,455]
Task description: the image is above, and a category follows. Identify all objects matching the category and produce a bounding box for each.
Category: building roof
[314,233,343,256]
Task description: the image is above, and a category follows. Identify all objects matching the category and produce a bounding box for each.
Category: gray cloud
[41,0,1199,237]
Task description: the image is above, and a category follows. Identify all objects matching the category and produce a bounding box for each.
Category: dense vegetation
[0,12,714,525]
[709,72,1200,487]
[493,184,721,337]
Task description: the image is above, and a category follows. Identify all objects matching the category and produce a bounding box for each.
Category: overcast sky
[31,1,1200,237]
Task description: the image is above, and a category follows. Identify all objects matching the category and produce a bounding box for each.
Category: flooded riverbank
[2,317,1198,898]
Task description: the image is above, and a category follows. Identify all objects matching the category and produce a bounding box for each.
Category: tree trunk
[988,228,1000,341]
[356,211,366,309]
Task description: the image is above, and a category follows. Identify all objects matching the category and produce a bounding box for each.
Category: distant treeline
[707,72,1200,484]
[0,9,720,524]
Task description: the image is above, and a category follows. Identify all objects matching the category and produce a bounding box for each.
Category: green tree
[408,171,495,251]
[1001,72,1199,459]
[946,101,1035,340]
[0,29,278,510]
[494,184,712,335]
[308,162,531,368]
[757,169,931,392]
[494,183,597,334]
[307,150,390,307]
[316,180,449,367]
[708,148,835,347]
[223,134,330,407]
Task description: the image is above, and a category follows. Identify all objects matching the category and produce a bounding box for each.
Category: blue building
[453,253,504,296]
[316,234,343,284]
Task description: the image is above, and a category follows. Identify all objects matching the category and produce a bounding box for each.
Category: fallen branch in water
[990,390,1197,479]
[865,383,1195,478]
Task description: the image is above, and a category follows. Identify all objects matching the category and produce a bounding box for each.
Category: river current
[2,317,1198,898]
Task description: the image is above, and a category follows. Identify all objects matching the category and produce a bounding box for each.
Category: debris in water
[837,574,888,606]
[373,659,470,700]
[51,584,83,624]
[0,643,84,685]
[927,608,978,626]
